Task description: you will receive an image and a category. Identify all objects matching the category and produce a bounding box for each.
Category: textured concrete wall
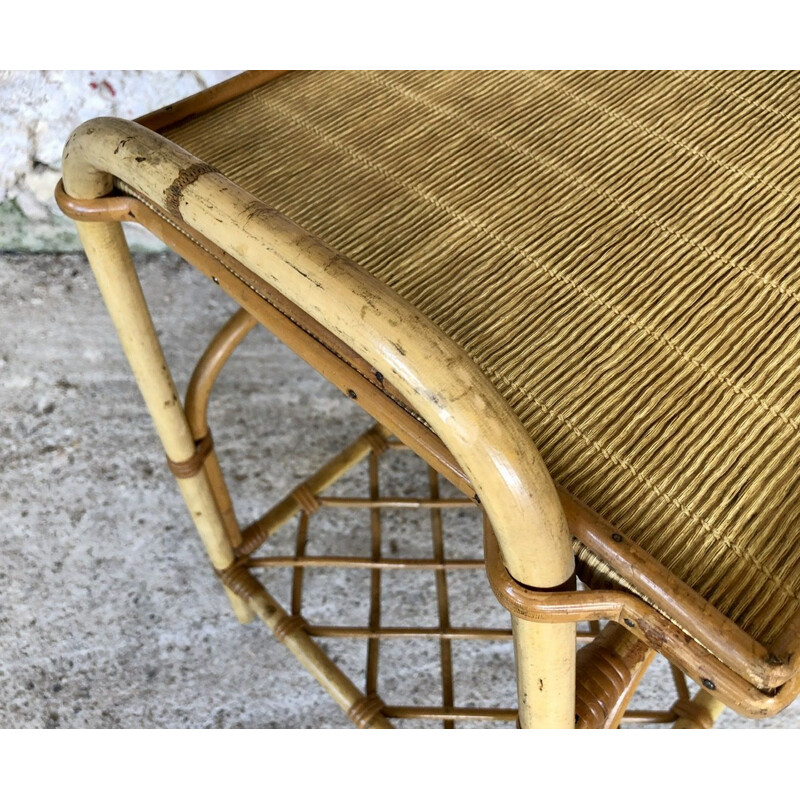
[0,70,239,251]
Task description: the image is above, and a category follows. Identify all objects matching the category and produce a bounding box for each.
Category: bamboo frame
[61,118,575,592]
[61,118,578,727]
[54,75,800,726]
[55,180,793,692]
[56,177,800,722]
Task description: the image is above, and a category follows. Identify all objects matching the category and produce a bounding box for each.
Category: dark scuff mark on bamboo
[289,263,323,288]
[114,136,133,155]
[164,162,219,220]
[638,617,668,649]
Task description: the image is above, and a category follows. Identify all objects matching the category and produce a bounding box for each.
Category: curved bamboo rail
[184,307,258,553]
[63,118,573,590]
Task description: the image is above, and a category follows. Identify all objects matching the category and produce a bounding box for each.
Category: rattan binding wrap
[166,432,214,478]
[163,70,800,646]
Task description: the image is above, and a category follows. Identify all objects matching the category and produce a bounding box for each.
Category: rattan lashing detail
[166,432,214,479]
[273,614,306,643]
[163,162,219,220]
[216,560,263,601]
[575,643,630,729]
[291,484,321,516]
[347,694,386,728]
[363,429,389,456]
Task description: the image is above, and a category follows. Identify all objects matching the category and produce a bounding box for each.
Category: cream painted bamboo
[513,617,576,728]
[673,689,726,729]
[63,117,576,727]
[72,219,251,623]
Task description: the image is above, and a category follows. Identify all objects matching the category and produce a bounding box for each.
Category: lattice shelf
[231,426,692,728]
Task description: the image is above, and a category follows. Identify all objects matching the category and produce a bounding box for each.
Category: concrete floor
[1,248,798,728]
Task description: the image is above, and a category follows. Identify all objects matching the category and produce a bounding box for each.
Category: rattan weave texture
[164,70,800,646]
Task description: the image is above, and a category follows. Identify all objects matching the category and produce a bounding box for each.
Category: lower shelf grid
[234,426,693,728]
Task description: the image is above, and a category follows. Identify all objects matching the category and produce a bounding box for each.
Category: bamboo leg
[672,687,726,729]
[605,650,655,729]
[513,617,576,728]
[74,219,250,622]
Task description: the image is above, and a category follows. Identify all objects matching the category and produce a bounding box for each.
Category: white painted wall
[0,70,240,250]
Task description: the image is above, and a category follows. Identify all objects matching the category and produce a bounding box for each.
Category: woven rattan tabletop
[158,71,800,652]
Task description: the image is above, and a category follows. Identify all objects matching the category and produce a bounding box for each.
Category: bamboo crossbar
[302,625,595,643]
[239,433,666,725]
[238,429,382,556]
[366,453,382,698]
[621,710,679,724]
[303,625,514,640]
[246,556,486,570]
[429,466,455,726]
[316,496,475,509]
[383,706,518,721]
[382,706,681,723]
[671,663,691,702]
